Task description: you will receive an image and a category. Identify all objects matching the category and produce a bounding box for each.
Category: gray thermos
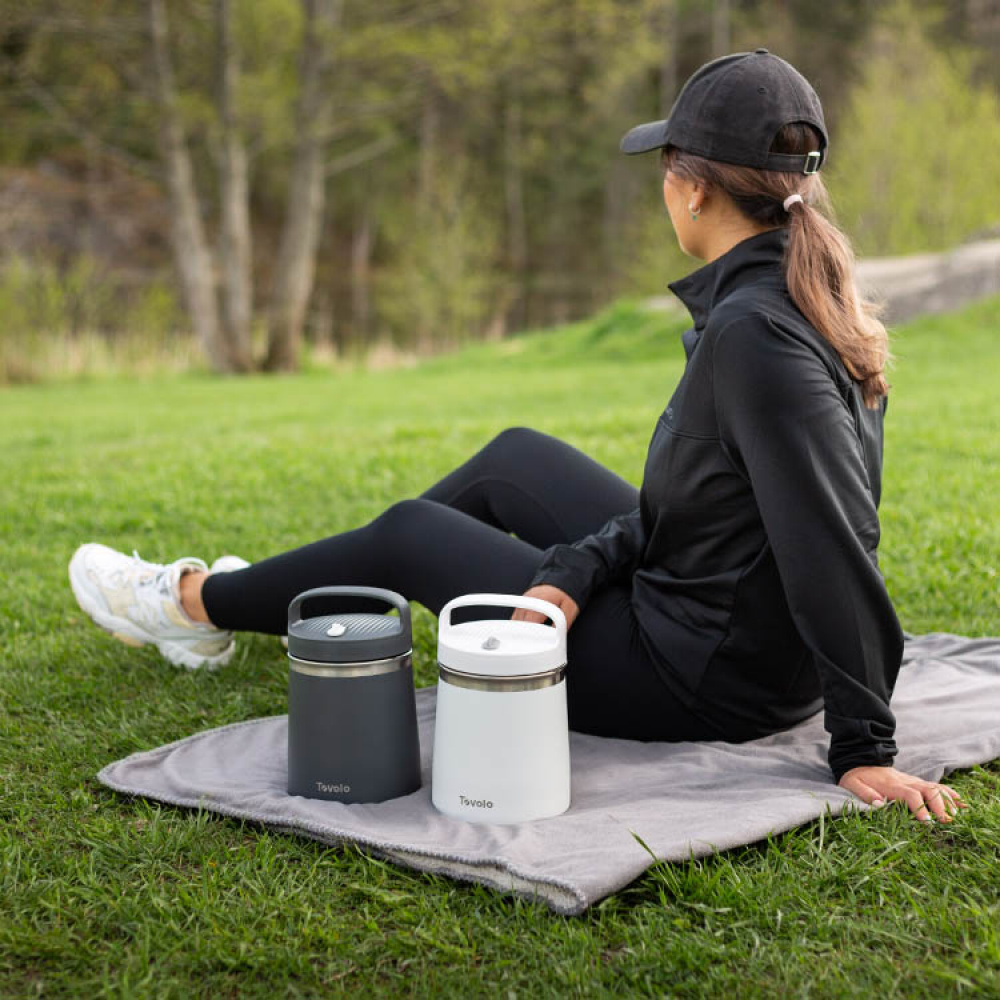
[286,586,421,803]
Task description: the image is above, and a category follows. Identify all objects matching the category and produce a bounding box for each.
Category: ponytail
[784,196,889,407]
[663,129,890,408]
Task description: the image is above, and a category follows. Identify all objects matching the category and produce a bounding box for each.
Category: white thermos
[432,593,570,824]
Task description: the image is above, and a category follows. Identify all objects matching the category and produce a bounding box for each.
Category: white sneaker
[69,543,235,670]
[209,555,251,573]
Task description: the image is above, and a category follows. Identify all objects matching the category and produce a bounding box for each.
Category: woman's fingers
[513,602,580,628]
[512,587,580,629]
[939,783,969,809]
[918,784,953,823]
[900,782,965,823]
[846,779,937,822]
[840,774,886,807]
[839,766,969,823]
[939,789,962,817]
[900,785,935,822]
[511,605,543,623]
[921,782,968,820]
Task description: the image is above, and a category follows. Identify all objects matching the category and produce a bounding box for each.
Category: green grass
[1,298,998,998]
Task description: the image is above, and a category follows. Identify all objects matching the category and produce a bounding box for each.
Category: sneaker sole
[68,549,234,671]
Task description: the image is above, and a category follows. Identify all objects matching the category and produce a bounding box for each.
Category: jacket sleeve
[528,508,645,610]
[713,316,904,783]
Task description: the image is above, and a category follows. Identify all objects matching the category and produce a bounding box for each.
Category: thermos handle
[287,586,411,635]
[439,593,567,644]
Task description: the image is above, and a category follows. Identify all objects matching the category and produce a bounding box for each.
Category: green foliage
[376,161,506,350]
[618,184,699,296]
[0,256,186,383]
[4,0,1000,366]
[0,296,998,995]
[829,0,1000,255]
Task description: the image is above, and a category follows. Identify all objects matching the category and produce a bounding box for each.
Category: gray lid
[287,586,411,664]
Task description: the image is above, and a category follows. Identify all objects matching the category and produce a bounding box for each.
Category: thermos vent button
[326,622,347,637]
[481,636,501,650]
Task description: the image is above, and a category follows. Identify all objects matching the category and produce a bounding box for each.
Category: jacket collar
[668,227,787,332]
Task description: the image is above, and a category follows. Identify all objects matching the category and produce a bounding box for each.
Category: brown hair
[661,126,889,408]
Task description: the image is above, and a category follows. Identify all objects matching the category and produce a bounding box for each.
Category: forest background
[2,0,1000,381]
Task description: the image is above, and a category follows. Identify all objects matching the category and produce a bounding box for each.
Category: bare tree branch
[246,91,421,164]
[7,15,146,36]
[324,133,401,176]
[3,61,159,180]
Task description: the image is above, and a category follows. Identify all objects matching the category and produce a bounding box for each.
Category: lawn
[1,299,998,997]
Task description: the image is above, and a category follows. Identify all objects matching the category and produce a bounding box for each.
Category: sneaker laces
[129,549,162,585]
[129,550,180,598]
[129,550,213,631]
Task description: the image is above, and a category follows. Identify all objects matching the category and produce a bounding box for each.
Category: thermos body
[433,678,570,824]
[286,587,421,804]
[287,652,420,803]
[432,593,571,825]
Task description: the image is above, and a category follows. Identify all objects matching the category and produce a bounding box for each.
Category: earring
[688,204,700,221]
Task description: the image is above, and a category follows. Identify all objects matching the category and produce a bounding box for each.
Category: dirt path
[856,239,1000,323]
[644,239,1000,324]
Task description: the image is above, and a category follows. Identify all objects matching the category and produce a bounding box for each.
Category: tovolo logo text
[316,781,351,794]
[459,794,493,809]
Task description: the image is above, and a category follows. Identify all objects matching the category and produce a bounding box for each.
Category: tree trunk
[311,284,334,351]
[215,0,254,371]
[418,88,440,220]
[264,0,341,372]
[413,86,440,351]
[350,200,373,344]
[146,0,226,371]
[659,1,678,115]
[712,0,731,58]
[83,135,101,262]
[503,81,527,333]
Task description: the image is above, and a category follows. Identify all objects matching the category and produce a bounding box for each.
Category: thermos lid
[287,587,412,664]
[437,593,567,677]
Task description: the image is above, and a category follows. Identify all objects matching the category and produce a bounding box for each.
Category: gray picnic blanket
[97,633,1000,915]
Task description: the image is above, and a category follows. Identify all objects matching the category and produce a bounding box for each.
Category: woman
[70,50,966,823]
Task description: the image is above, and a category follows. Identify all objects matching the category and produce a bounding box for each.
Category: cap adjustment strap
[763,149,824,174]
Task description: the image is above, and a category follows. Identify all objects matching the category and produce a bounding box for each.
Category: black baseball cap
[620,49,828,174]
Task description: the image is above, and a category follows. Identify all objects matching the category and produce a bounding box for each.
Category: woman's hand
[512,585,580,630]
[838,765,969,823]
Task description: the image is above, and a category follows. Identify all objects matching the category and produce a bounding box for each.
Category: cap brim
[620,119,670,154]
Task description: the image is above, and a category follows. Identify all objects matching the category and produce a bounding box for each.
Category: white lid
[437,593,567,677]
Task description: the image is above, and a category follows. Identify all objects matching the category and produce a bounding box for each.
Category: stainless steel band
[437,663,567,693]
[289,652,413,679]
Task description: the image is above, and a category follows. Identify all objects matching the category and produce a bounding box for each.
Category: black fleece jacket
[530,229,904,782]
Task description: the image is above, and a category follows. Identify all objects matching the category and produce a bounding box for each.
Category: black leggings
[202,427,728,742]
